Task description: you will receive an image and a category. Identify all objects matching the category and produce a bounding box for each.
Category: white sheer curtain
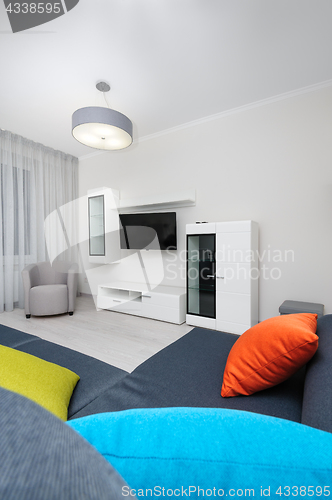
[0,130,78,313]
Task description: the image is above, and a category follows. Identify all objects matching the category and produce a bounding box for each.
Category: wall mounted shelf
[118,189,196,213]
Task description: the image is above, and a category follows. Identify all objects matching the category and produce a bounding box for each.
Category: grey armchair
[21,261,78,319]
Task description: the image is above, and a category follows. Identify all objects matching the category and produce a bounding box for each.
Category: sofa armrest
[301,314,332,433]
[21,264,40,315]
[67,263,78,313]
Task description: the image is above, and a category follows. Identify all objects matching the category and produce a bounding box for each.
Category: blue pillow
[68,407,332,498]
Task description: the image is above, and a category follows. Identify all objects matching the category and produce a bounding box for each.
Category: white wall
[79,86,332,321]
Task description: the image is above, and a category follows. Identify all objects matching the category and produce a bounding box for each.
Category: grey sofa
[1,314,332,499]
[0,314,331,432]
[21,261,78,318]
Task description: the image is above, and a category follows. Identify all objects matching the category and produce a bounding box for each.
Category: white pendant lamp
[72,82,133,150]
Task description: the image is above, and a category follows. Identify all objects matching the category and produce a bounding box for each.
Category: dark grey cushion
[0,324,128,418]
[0,387,130,500]
[301,314,332,433]
[279,300,324,317]
[73,328,305,423]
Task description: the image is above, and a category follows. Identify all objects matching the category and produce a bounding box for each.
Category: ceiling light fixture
[72,81,133,150]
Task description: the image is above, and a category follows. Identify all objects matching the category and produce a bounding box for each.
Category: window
[1,163,31,256]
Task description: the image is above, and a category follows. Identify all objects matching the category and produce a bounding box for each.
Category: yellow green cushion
[0,345,80,421]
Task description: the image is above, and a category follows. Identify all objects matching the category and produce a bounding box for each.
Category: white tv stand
[97,281,186,325]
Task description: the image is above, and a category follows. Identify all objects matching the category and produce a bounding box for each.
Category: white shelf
[97,281,186,324]
[119,189,195,213]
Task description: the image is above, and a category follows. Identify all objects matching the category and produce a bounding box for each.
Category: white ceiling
[1,0,332,159]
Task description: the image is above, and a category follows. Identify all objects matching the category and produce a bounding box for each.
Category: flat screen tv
[119,212,177,250]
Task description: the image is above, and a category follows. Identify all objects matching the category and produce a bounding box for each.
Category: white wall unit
[97,281,186,324]
[79,87,332,319]
[186,220,259,335]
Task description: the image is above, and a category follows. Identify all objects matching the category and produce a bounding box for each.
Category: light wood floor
[0,295,193,373]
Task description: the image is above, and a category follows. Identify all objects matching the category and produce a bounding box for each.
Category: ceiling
[1,0,332,159]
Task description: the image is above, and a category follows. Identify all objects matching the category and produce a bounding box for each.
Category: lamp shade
[72,106,133,150]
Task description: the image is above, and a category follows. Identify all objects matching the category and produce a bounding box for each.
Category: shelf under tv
[96,281,186,325]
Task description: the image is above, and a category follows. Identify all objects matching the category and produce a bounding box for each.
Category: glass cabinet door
[187,233,216,318]
[89,195,105,256]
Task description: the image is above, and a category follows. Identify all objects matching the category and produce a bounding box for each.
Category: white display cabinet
[186,221,259,335]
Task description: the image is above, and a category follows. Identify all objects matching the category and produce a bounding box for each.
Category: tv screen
[119,212,177,250]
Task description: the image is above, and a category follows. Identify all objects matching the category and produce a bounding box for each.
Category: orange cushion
[221,313,318,398]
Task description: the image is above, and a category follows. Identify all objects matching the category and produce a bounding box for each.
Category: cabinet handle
[206,275,215,278]
[142,294,151,298]
[216,276,224,279]
[113,299,121,302]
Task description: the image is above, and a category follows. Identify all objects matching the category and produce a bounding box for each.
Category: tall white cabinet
[186,221,259,335]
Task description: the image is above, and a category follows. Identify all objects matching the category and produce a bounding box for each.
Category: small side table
[279,300,324,318]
